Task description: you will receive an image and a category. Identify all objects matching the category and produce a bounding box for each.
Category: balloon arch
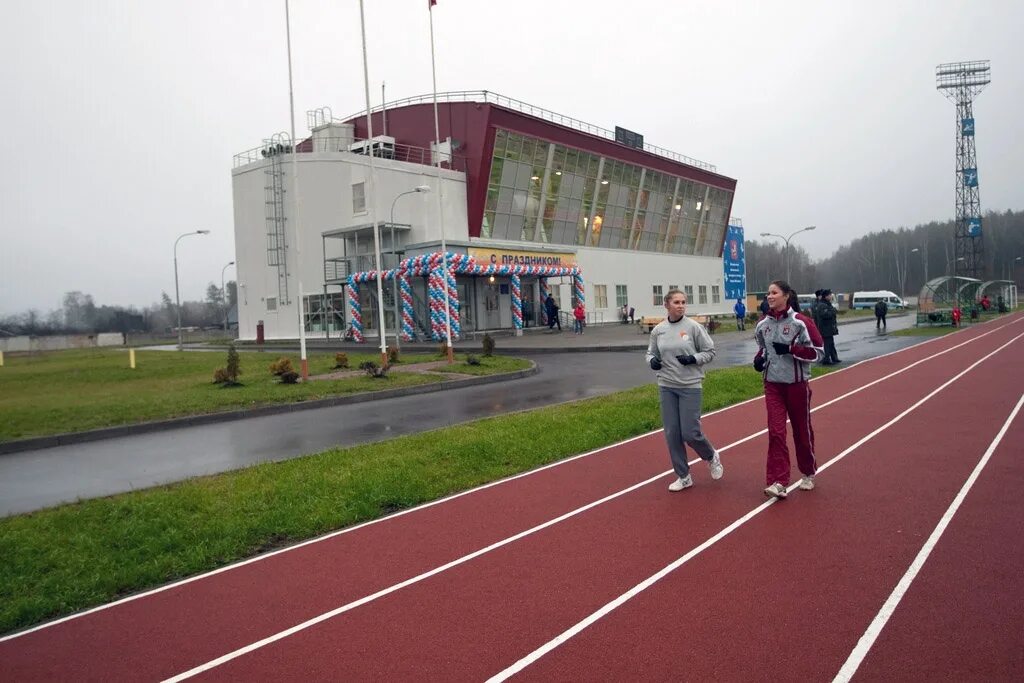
[345,251,584,342]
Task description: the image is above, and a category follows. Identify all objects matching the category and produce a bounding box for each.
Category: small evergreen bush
[279,370,300,384]
[481,333,495,357]
[334,352,349,369]
[465,354,482,366]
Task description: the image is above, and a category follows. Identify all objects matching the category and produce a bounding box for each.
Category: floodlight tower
[936,60,990,284]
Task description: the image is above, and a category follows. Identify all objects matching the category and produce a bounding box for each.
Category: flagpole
[428,0,454,363]
[284,0,308,379]
[358,0,389,366]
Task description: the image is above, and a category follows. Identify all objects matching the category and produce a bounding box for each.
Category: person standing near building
[646,289,723,491]
[544,294,561,332]
[753,280,824,498]
[733,298,747,331]
[817,289,840,364]
[874,299,888,330]
[573,301,586,335]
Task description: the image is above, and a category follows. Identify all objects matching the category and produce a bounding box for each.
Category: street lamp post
[221,261,235,332]
[759,226,816,285]
[389,186,432,349]
[911,247,928,287]
[173,230,211,351]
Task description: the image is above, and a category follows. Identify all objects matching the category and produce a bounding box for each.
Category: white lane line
[486,330,1024,682]
[7,316,1021,645]
[832,391,1024,683]
[167,328,1024,682]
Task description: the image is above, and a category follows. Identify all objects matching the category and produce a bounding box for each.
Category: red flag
[429,0,436,6]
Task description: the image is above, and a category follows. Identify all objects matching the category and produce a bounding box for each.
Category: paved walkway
[1,314,919,516]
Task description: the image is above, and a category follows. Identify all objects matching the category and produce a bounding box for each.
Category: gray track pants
[658,386,716,477]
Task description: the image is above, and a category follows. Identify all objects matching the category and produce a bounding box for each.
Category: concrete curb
[0,363,537,456]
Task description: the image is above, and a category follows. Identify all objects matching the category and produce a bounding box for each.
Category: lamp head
[414,185,431,193]
[805,225,817,231]
[197,230,211,235]
[759,232,770,237]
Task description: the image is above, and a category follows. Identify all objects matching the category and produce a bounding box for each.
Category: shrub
[747,312,760,323]
[225,344,242,382]
[481,333,495,357]
[438,342,449,357]
[269,357,294,376]
[279,370,300,384]
[707,320,721,333]
[387,348,400,365]
[359,361,390,378]
[334,352,349,369]
[465,354,481,366]
[213,368,230,384]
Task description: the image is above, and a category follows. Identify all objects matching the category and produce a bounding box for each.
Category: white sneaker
[764,483,788,499]
[708,451,724,480]
[668,475,693,492]
[799,475,815,491]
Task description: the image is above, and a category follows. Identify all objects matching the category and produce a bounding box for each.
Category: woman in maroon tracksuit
[753,280,825,499]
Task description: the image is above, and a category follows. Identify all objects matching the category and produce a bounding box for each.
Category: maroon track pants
[764,381,817,486]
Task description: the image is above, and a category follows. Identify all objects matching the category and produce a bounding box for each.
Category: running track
[3,314,1023,681]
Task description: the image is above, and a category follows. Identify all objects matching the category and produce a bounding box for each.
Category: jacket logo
[782,325,791,335]
[679,331,688,338]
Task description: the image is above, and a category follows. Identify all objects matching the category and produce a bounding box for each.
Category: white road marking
[485,330,1024,682]
[832,391,1024,683]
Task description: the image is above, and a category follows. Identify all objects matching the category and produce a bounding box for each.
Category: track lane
[1,314,1020,681]
[510,330,1024,681]
[846,396,1024,682]
[174,323,1024,680]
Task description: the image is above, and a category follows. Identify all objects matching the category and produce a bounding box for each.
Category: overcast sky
[2,0,1022,315]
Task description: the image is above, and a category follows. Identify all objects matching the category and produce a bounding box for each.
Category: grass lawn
[0,348,531,442]
[0,365,831,635]
[890,326,959,337]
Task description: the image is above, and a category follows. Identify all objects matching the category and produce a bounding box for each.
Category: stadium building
[231,91,737,341]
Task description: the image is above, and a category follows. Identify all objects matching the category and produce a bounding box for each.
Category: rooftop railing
[233,135,466,172]
[337,90,718,173]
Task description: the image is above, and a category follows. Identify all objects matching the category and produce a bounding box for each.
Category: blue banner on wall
[723,225,746,300]
[962,168,979,187]
[961,118,975,136]
[968,217,982,237]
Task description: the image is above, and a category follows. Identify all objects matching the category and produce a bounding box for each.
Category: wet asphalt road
[0,315,920,516]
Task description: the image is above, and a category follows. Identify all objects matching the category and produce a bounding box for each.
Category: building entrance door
[523,283,536,328]
[458,282,474,332]
[482,282,501,330]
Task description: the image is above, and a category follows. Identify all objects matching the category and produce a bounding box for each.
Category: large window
[483,129,733,256]
[615,285,629,308]
[684,285,694,303]
[712,285,721,304]
[698,285,708,305]
[652,284,663,306]
[594,284,608,309]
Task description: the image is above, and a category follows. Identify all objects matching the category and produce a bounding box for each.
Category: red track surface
[3,314,1023,682]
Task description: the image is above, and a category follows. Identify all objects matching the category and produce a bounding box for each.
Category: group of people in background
[647,280,822,499]
[543,295,587,335]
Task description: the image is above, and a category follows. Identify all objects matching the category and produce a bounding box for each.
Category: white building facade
[231,93,737,341]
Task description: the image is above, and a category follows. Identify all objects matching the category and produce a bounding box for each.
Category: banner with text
[467,248,577,269]
[723,225,746,300]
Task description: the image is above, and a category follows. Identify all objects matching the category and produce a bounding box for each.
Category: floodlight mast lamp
[759,226,816,284]
[173,230,211,351]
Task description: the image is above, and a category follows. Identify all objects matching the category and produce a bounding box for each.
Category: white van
[852,291,906,310]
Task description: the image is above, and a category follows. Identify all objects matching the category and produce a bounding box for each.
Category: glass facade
[481,129,732,256]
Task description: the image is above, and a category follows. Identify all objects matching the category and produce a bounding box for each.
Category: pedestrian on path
[753,280,824,499]
[544,295,561,332]
[573,302,586,334]
[646,288,723,491]
[875,299,888,330]
[733,298,747,331]
[817,289,840,365]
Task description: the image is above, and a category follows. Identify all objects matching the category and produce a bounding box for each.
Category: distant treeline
[0,283,236,337]
[745,209,1023,296]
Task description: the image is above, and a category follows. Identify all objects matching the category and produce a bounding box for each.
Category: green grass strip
[0,349,530,442]
[0,365,832,635]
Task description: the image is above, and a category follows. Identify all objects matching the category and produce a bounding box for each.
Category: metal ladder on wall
[264,134,291,304]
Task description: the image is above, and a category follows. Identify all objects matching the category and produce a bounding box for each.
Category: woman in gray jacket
[645,289,723,491]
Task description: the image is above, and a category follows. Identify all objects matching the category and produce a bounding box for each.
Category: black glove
[676,354,697,366]
[753,356,766,372]
[649,357,663,371]
[772,341,791,355]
